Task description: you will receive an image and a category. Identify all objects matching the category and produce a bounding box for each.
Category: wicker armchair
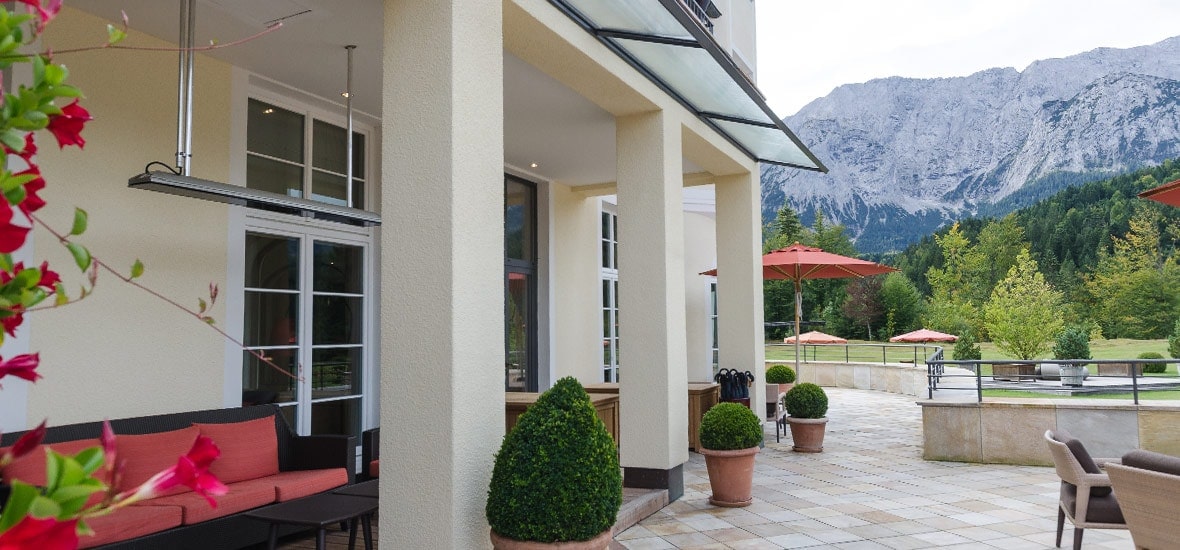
[1106,450,1180,550]
[1044,430,1127,550]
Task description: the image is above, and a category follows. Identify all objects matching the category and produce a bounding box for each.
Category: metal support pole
[176,0,195,176]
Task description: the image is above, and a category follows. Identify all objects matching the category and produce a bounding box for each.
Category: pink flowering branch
[45,21,283,57]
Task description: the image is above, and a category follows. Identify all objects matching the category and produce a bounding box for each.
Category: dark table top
[245,493,378,527]
[333,479,378,498]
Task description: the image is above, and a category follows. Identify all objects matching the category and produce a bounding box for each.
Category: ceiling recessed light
[263,108,274,114]
[530,162,538,168]
[341,92,350,98]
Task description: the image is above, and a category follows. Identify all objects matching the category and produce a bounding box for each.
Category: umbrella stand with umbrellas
[703,243,897,378]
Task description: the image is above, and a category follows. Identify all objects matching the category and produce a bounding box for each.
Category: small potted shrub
[1053,326,1091,387]
[1139,351,1167,374]
[782,383,828,452]
[697,402,763,507]
[487,377,622,549]
[764,365,796,419]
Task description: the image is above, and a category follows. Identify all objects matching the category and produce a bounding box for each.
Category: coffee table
[334,478,378,499]
[245,492,378,550]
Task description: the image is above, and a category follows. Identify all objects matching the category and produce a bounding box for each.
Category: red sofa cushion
[140,477,276,525]
[77,503,183,549]
[268,468,349,502]
[194,416,279,484]
[116,426,200,496]
[369,458,379,478]
[2,438,102,487]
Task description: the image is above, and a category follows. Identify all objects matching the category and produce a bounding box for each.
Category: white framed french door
[239,214,373,438]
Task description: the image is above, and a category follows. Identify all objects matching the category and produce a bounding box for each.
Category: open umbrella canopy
[702,243,896,374]
[889,328,958,343]
[1139,178,1180,207]
[784,331,847,344]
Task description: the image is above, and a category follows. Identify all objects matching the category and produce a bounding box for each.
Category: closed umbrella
[703,242,896,375]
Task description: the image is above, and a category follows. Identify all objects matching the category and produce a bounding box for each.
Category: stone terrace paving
[278,388,1137,549]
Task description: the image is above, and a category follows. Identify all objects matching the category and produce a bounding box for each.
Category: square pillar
[714,171,765,416]
[381,1,503,547]
[616,110,688,500]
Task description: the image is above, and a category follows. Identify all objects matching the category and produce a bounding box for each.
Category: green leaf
[70,208,88,236]
[44,451,63,492]
[0,482,37,531]
[27,495,61,519]
[130,259,144,279]
[52,85,82,99]
[31,54,44,87]
[198,297,207,314]
[54,282,67,306]
[23,108,46,124]
[42,63,64,87]
[107,24,126,45]
[67,242,92,271]
[73,447,104,475]
[0,129,26,152]
[0,253,13,272]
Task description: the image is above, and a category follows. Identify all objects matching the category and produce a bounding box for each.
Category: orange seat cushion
[267,469,349,502]
[139,477,277,525]
[193,416,279,484]
[2,438,102,487]
[116,426,200,496]
[77,503,183,549]
[369,458,379,478]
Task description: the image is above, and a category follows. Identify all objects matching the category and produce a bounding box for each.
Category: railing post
[977,362,983,403]
[1131,361,1140,405]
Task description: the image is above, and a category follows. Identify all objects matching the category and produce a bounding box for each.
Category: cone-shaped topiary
[765,365,796,384]
[486,376,622,543]
[698,402,763,451]
[782,383,828,419]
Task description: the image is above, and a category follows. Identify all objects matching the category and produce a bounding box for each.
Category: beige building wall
[712,0,758,82]
[26,7,231,425]
[549,184,602,385]
[683,210,718,382]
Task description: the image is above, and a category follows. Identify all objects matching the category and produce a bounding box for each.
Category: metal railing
[766,342,946,366]
[683,0,716,33]
[925,359,1180,403]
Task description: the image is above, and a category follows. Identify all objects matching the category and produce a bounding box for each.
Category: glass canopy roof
[551,0,826,172]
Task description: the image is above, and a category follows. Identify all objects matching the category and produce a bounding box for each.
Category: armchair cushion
[1061,482,1124,524]
[1051,429,1111,497]
[1122,449,1180,477]
[194,416,279,484]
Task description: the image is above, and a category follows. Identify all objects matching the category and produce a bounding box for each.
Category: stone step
[613,487,667,536]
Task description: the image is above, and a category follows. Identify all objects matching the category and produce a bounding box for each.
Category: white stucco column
[381,1,503,548]
[714,171,766,416]
[616,110,689,499]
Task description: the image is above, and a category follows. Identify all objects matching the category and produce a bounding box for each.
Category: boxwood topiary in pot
[486,377,622,549]
[697,402,762,507]
[782,383,828,453]
[763,365,796,418]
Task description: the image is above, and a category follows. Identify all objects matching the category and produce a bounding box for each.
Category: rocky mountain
[763,36,1180,253]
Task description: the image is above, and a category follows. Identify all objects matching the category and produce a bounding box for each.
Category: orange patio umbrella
[1139,178,1180,207]
[784,331,848,344]
[889,328,958,343]
[703,242,896,374]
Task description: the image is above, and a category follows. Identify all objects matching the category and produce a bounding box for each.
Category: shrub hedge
[486,377,622,542]
[765,364,796,384]
[698,402,762,451]
[783,383,828,419]
[1138,351,1167,374]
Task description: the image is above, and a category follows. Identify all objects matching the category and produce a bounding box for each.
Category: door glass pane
[311,397,360,439]
[244,291,298,347]
[506,272,529,391]
[243,350,296,403]
[505,179,533,262]
[247,155,303,198]
[311,347,361,398]
[312,120,347,174]
[246,234,299,290]
[247,99,304,163]
[311,170,348,206]
[312,295,362,345]
[314,242,363,293]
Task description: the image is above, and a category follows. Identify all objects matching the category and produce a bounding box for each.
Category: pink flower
[0,516,78,550]
[3,133,37,162]
[131,436,227,507]
[0,203,30,253]
[35,261,60,289]
[0,309,23,338]
[0,353,40,386]
[13,166,46,214]
[0,419,44,467]
[15,0,63,32]
[45,100,90,149]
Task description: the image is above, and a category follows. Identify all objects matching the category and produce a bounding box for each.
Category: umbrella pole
[794,279,802,380]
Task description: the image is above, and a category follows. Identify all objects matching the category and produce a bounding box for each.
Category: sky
[756,0,1180,116]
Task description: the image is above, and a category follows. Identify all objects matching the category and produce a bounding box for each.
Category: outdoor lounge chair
[1106,450,1180,550]
[1044,430,1127,549]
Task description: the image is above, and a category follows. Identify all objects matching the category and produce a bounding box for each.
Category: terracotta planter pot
[699,446,759,507]
[490,528,613,550]
[786,417,827,453]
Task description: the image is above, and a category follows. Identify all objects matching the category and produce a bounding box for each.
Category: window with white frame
[246,98,366,209]
[709,281,719,375]
[600,206,619,383]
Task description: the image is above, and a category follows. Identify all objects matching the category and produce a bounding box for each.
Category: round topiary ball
[698,402,763,451]
[1138,351,1167,374]
[782,383,828,419]
[486,377,622,543]
[765,364,796,384]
